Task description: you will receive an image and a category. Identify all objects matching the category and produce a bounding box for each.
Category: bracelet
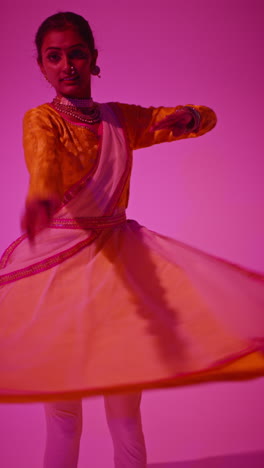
[181,106,201,133]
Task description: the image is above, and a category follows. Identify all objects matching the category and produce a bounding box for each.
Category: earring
[91,65,101,78]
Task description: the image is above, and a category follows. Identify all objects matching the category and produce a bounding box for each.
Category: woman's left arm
[112,103,217,150]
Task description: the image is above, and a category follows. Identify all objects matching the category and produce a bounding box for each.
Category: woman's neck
[56,95,94,108]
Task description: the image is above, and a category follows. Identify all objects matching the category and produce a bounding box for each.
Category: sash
[0,104,132,286]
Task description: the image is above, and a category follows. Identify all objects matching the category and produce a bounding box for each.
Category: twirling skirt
[0,220,263,402]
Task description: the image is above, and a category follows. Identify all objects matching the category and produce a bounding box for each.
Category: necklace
[56,96,94,108]
[52,96,101,125]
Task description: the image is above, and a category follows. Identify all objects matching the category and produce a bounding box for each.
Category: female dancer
[0,11,263,468]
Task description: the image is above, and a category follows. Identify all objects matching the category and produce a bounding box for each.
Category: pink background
[1,0,264,466]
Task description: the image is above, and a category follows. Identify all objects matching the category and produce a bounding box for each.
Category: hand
[21,197,60,243]
[150,108,197,137]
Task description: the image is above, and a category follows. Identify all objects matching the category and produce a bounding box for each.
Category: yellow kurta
[23,102,216,205]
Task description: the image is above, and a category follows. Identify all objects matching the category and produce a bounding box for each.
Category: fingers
[21,200,54,243]
[150,109,193,132]
[150,117,176,132]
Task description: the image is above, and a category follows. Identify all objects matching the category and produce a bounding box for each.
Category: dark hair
[35,12,96,63]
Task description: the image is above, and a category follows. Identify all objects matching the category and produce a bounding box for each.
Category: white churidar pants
[43,392,147,468]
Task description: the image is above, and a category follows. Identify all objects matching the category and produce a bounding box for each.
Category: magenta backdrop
[1,1,264,467]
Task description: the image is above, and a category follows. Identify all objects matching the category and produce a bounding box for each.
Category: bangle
[182,106,201,133]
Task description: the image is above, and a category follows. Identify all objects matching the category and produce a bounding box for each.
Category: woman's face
[39,28,97,98]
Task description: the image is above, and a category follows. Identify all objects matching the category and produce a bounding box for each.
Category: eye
[69,49,88,59]
[47,53,61,63]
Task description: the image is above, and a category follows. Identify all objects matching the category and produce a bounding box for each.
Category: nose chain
[70,66,75,75]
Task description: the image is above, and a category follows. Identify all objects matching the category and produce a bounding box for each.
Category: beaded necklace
[52,96,101,125]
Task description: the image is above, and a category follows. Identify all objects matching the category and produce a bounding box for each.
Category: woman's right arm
[22,107,63,241]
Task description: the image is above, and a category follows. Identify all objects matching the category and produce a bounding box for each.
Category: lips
[61,75,80,82]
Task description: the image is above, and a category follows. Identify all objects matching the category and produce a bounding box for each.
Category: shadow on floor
[148,450,264,467]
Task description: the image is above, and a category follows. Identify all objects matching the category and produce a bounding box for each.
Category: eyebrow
[44,43,87,52]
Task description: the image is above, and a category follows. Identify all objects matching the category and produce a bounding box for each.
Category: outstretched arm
[112,102,217,150]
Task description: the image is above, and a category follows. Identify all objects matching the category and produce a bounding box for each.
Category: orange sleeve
[23,107,64,203]
[112,102,217,150]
